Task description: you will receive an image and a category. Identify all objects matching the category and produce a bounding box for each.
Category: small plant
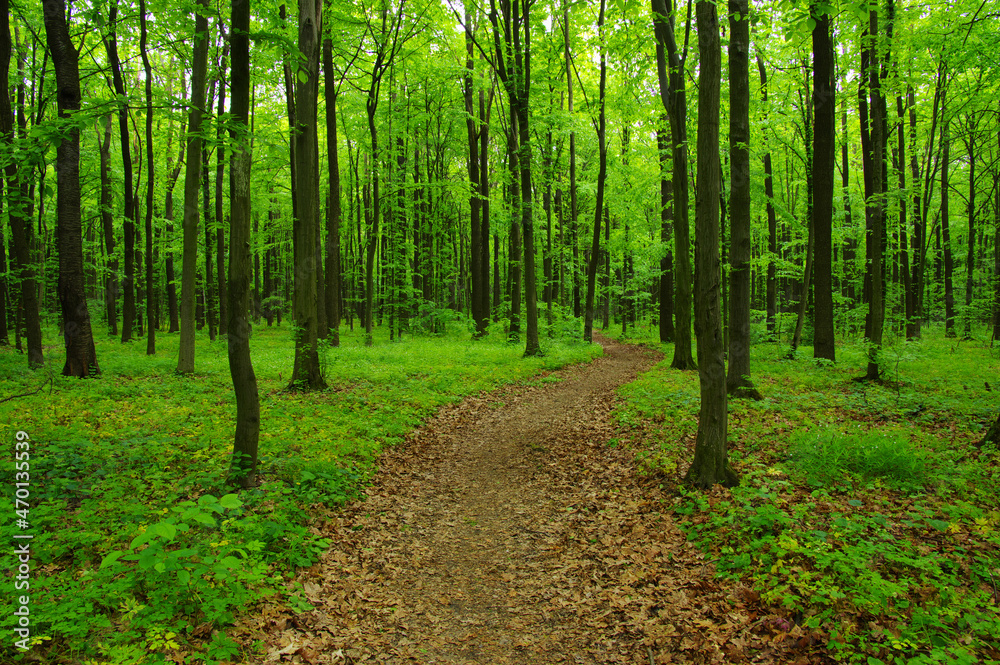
[789,428,928,490]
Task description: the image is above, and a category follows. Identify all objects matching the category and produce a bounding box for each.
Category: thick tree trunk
[290,0,326,389]
[812,9,836,362]
[686,0,735,488]
[726,0,761,398]
[652,0,695,370]
[177,0,209,375]
[227,0,260,488]
[43,0,100,377]
[584,0,607,345]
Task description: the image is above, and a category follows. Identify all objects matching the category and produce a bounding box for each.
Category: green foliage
[623,324,1000,663]
[0,323,599,661]
[789,429,929,491]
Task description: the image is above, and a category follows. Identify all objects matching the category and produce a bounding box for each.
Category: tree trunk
[216,36,229,337]
[726,0,761,398]
[140,0,155,354]
[177,0,209,375]
[942,119,956,338]
[43,0,100,377]
[657,121,674,343]
[105,0,136,345]
[757,53,778,338]
[686,0,736,489]
[323,37,341,346]
[652,0,696,370]
[290,0,326,389]
[862,8,885,381]
[226,0,260,488]
[963,116,975,339]
[812,8,836,362]
[98,116,118,336]
[584,0,607,345]
[464,5,487,337]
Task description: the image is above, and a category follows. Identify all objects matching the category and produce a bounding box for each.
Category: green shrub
[789,428,928,490]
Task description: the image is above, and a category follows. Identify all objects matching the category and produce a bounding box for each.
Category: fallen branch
[0,377,53,404]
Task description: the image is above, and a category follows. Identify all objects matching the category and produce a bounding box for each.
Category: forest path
[257,336,755,664]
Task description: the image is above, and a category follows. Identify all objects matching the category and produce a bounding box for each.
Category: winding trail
[254,336,768,664]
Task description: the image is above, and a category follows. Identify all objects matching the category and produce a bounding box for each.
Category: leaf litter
[242,336,818,664]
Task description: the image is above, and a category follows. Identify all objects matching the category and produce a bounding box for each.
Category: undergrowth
[620,324,1000,663]
[0,319,599,663]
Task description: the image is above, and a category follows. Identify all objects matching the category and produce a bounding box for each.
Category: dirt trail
[256,336,764,664]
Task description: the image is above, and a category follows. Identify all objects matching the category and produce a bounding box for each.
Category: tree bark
[227,0,260,488]
[657,121,674,344]
[652,0,696,370]
[290,0,326,389]
[942,119,956,338]
[726,0,761,398]
[43,0,100,377]
[177,0,209,375]
[862,8,885,381]
[323,37,342,346]
[756,52,778,338]
[686,0,736,489]
[104,0,136,345]
[97,116,118,336]
[584,0,607,345]
[464,5,487,337]
[216,35,229,337]
[812,8,836,362]
[140,0,155,354]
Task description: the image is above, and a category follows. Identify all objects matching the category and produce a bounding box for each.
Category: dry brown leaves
[239,336,827,664]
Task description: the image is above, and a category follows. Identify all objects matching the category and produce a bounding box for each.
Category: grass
[620,323,1000,663]
[0,315,601,663]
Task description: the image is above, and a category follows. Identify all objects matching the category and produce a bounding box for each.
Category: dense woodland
[4,0,1000,477]
[2,0,1000,660]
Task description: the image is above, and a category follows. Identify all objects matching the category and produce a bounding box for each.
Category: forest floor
[247,336,785,664]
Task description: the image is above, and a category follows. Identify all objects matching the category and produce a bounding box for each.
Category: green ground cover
[618,324,1000,664]
[0,320,599,663]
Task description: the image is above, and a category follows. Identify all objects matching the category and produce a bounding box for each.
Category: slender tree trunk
[140,0,155,354]
[757,53,778,338]
[227,0,260,488]
[291,0,326,389]
[726,0,761,397]
[464,6,486,337]
[963,117,976,339]
[908,84,923,337]
[942,119,956,338]
[686,0,736,488]
[177,0,209,374]
[216,36,229,337]
[565,3,580,320]
[98,116,118,336]
[43,0,100,376]
[0,4,41,366]
[994,110,1000,343]
[584,0,607,344]
[657,121,674,343]
[812,8,836,362]
[323,37,341,346]
[652,0,695,370]
[105,0,136,345]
